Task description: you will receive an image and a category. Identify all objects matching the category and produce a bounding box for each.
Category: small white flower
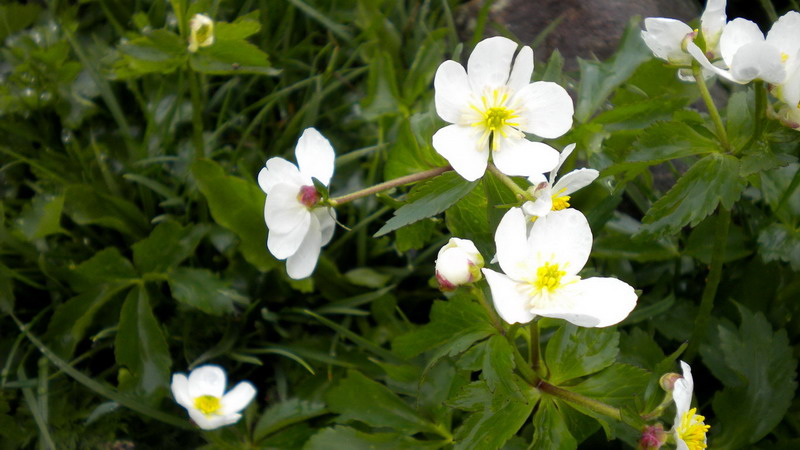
[688,11,800,85]
[482,208,637,327]
[521,144,598,219]
[641,0,727,68]
[258,128,336,279]
[432,36,573,182]
[171,365,256,430]
[188,14,215,53]
[672,361,710,450]
[435,238,484,290]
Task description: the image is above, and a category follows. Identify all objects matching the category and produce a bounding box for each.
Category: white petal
[528,209,592,275]
[482,269,535,324]
[431,124,489,181]
[551,143,577,182]
[286,215,322,279]
[641,18,694,64]
[494,208,530,280]
[522,196,553,219]
[507,46,534,92]
[187,365,227,399]
[527,172,547,186]
[170,373,193,410]
[467,36,518,90]
[729,41,785,83]
[675,439,690,450]
[673,360,694,418]
[295,128,335,186]
[720,18,764,67]
[552,168,599,196]
[258,158,303,195]
[686,42,740,83]
[434,60,472,124]
[314,207,337,246]
[189,409,241,430]
[513,81,574,139]
[778,66,800,108]
[220,381,257,415]
[766,11,800,58]
[493,139,560,178]
[536,277,637,327]
[700,0,727,52]
[264,183,309,234]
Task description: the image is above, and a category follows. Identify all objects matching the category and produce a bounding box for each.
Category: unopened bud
[298,185,322,208]
[638,424,666,450]
[435,238,484,291]
[659,372,682,392]
[188,14,215,53]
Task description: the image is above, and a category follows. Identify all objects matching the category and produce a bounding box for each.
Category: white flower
[188,14,215,53]
[687,11,800,85]
[432,36,573,182]
[482,208,637,327]
[521,144,598,219]
[672,361,710,450]
[171,365,256,430]
[435,238,484,290]
[641,0,727,66]
[258,128,336,279]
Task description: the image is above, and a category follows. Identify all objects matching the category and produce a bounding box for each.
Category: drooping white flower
[687,11,800,85]
[188,14,215,53]
[171,365,256,430]
[482,208,637,327]
[258,128,336,279]
[435,238,484,291]
[672,361,711,450]
[521,143,598,219]
[641,0,727,68]
[432,36,573,182]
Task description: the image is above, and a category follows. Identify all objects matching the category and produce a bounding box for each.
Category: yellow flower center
[534,262,566,292]
[781,52,790,63]
[194,395,222,416]
[676,408,710,450]
[551,188,571,211]
[469,88,521,151]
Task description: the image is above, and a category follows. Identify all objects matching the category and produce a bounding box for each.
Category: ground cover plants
[1,0,799,448]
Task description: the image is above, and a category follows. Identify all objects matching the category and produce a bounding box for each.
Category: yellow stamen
[782,52,789,63]
[676,408,710,450]
[551,194,571,211]
[194,395,222,416]
[468,88,520,151]
[534,262,566,292]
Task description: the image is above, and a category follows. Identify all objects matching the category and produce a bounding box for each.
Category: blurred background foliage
[0,0,798,448]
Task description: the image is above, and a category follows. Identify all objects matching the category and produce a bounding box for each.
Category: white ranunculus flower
[432,36,573,182]
[482,208,637,327]
[521,143,598,219]
[258,128,336,279]
[672,361,711,450]
[188,14,215,53]
[171,365,256,430]
[688,11,800,85]
[435,238,484,290]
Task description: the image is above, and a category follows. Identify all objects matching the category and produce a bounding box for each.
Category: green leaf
[115,285,171,404]
[63,185,150,238]
[568,363,650,409]
[395,219,434,253]
[545,323,619,385]
[190,39,279,76]
[115,30,187,78]
[15,194,65,241]
[192,158,276,271]
[401,29,447,104]
[711,305,798,448]
[639,154,746,237]
[360,51,401,119]
[726,89,755,151]
[374,171,476,237]
[167,267,234,315]
[685,215,751,264]
[305,426,444,450]
[445,180,492,254]
[215,12,261,40]
[392,294,495,360]
[448,381,492,412]
[132,221,208,274]
[67,247,138,292]
[757,223,800,270]
[326,370,441,435]
[384,114,447,179]
[254,398,327,442]
[0,3,41,42]
[482,335,522,400]
[0,265,14,315]
[483,170,518,232]
[530,398,578,450]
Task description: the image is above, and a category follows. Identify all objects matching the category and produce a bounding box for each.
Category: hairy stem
[328,166,452,206]
[529,320,541,375]
[538,381,621,421]
[693,63,730,151]
[487,163,532,201]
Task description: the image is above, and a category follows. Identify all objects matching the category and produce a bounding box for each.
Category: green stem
[640,392,674,422]
[529,320,541,374]
[328,166,452,206]
[508,326,541,386]
[758,0,779,22]
[538,381,621,421]
[470,285,504,334]
[685,207,731,361]
[188,66,205,158]
[692,62,730,151]
[744,80,767,154]
[487,163,532,201]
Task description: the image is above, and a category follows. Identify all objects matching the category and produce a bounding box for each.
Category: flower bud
[188,14,215,53]
[435,238,484,291]
[638,424,666,450]
[659,372,682,392]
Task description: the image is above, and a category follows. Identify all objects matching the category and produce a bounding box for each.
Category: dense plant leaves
[685,216,751,264]
[483,171,518,232]
[63,185,150,238]
[757,223,800,270]
[384,114,447,179]
[375,171,476,237]
[394,219,435,253]
[639,154,746,237]
[115,286,171,404]
[530,398,578,450]
[445,179,492,254]
[254,398,327,442]
[14,193,65,241]
[67,247,138,293]
[545,323,619,385]
[0,3,40,41]
[114,30,187,78]
[710,305,798,448]
[326,370,443,435]
[482,335,521,400]
[167,267,234,315]
[726,90,755,152]
[131,221,208,274]
[190,40,278,76]
[192,159,276,271]
[305,426,443,450]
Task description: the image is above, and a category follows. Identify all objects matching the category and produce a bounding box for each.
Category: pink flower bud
[298,185,321,208]
[435,238,484,291]
[638,424,666,450]
[660,372,682,392]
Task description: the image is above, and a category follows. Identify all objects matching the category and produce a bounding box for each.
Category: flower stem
[328,166,452,206]
[529,320,541,375]
[743,81,767,154]
[692,62,730,152]
[188,66,205,158]
[508,326,541,386]
[538,381,622,421]
[487,163,531,201]
[471,284,504,334]
[685,206,731,361]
